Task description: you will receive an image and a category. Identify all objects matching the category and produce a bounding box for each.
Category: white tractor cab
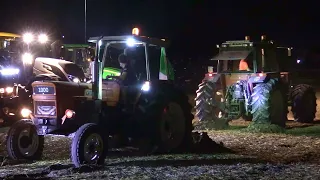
[6,28,193,167]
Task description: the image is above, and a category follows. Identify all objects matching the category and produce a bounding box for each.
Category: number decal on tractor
[38,87,49,93]
[33,86,55,94]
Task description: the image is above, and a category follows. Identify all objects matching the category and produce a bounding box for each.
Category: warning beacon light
[132,28,139,36]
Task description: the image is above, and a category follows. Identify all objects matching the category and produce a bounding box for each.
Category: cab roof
[88,35,169,47]
[62,44,91,49]
[0,32,21,38]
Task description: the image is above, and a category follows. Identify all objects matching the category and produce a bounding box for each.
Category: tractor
[195,35,317,129]
[6,28,193,167]
[0,32,90,128]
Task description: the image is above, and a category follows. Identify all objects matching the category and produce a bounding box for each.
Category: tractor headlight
[126,38,136,47]
[68,74,81,83]
[38,34,48,43]
[0,68,20,76]
[141,81,150,92]
[22,53,33,65]
[73,77,80,83]
[23,33,34,44]
[21,108,32,118]
[5,87,13,93]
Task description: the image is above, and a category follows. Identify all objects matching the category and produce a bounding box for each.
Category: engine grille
[34,101,56,117]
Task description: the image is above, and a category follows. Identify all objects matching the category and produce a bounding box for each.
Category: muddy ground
[0,92,320,179]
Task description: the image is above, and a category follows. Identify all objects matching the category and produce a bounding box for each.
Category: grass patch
[214,123,320,137]
[225,125,247,131]
[285,126,320,137]
[244,123,285,133]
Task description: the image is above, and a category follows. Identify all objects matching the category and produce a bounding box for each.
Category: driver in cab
[118,53,136,86]
[117,51,138,111]
[239,59,250,71]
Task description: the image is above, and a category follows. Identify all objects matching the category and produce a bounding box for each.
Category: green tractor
[195,35,317,130]
[6,28,193,167]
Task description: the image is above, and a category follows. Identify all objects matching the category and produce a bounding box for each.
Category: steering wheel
[105,75,121,81]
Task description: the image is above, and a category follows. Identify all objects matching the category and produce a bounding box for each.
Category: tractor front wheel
[251,79,287,128]
[71,123,107,167]
[6,120,44,160]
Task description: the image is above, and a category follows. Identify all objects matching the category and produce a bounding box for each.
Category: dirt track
[1,127,320,179]
[0,93,320,179]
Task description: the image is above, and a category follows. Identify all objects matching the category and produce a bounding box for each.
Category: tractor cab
[206,36,293,87]
[60,44,94,78]
[88,28,173,108]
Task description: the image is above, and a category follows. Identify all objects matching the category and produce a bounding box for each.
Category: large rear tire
[138,89,193,153]
[290,84,317,123]
[6,120,44,160]
[71,123,107,167]
[251,79,287,127]
[195,81,215,122]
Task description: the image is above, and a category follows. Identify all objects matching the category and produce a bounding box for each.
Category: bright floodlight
[38,34,48,43]
[23,33,34,44]
[0,68,20,76]
[73,77,80,83]
[141,81,150,92]
[21,108,32,118]
[5,87,14,93]
[22,53,33,65]
[297,59,301,64]
[126,38,136,47]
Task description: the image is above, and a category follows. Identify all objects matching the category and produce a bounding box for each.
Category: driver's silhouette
[239,59,250,71]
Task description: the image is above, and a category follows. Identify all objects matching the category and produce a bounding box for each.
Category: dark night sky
[0,0,319,57]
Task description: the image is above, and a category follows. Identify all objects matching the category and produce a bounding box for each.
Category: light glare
[22,53,33,65]
[23,33,34,44]
[141,81,150,91]
[126,38,135,47]
[38,34,48,43]
[0,68,20,76]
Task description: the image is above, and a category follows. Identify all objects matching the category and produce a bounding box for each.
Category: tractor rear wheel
[6,120,44,160]
[290,84,317,123]
[71,123,107,167]
[251,79,287,127]
[138,89,193,153]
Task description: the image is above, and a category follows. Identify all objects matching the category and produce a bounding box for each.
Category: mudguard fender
[248,75,267,84]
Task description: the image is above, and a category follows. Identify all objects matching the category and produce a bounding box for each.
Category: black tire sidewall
[139,87,192,153]
[251,79,287,127]
[291,85,317,123]
[7,121,44,160]
[71,123,107,167]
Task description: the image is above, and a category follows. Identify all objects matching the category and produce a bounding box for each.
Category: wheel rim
[160,102,185,150]
[18,127,39,157]
[270,90,284,123]
[83,133,104,163]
